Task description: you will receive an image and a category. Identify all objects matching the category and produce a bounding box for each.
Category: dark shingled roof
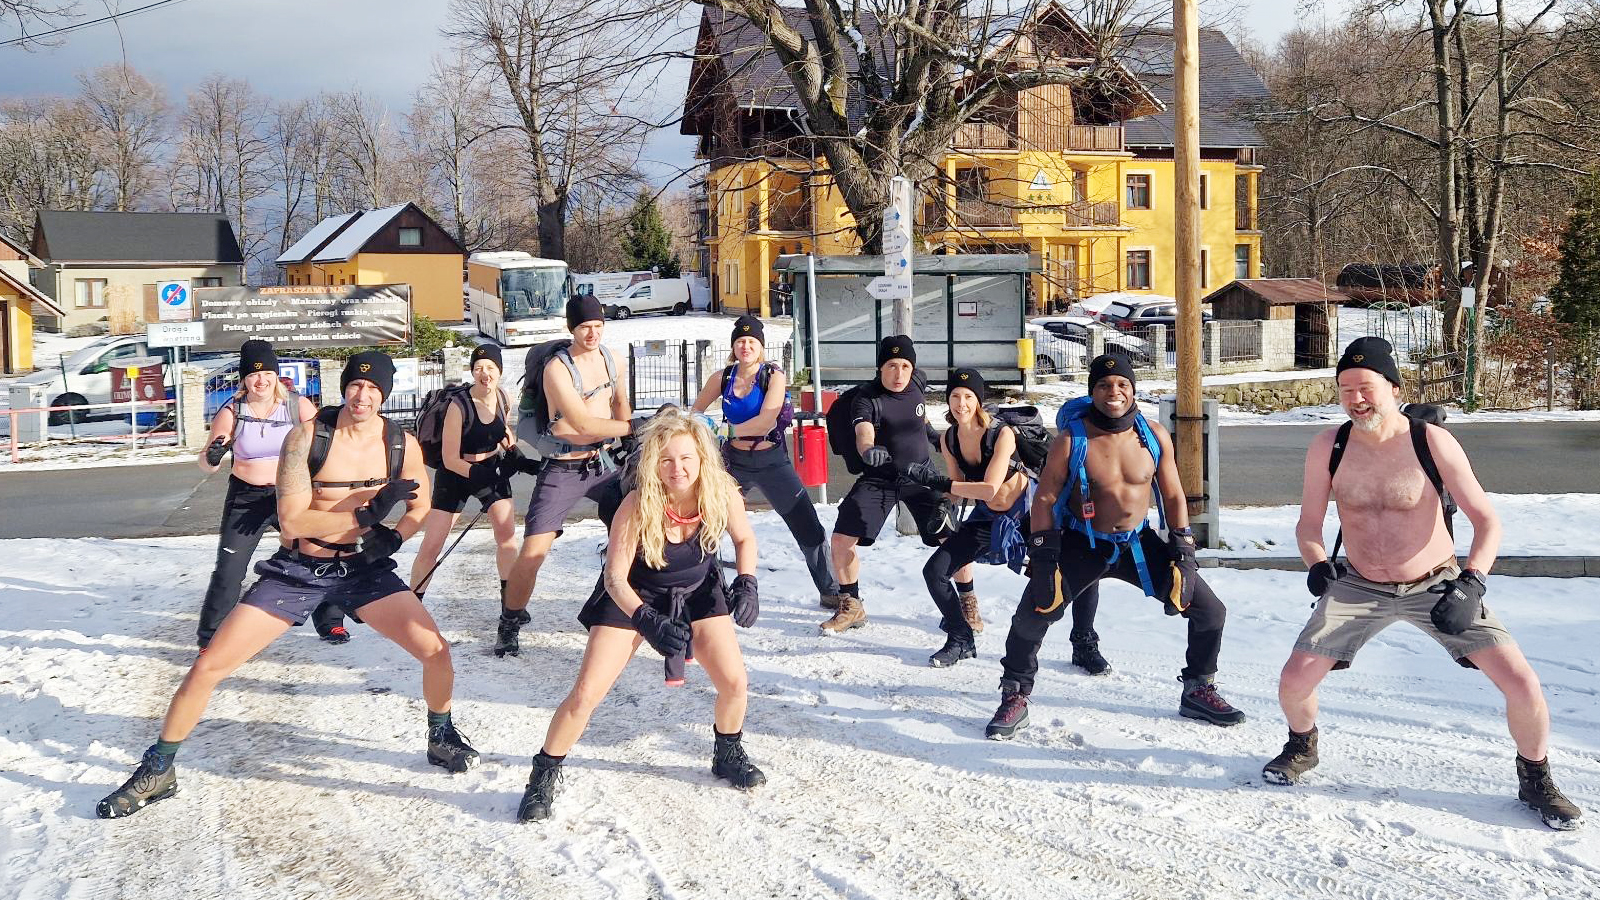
[1203,278,1338,306]
[33,211,244,264]
[1119,29,1268,149]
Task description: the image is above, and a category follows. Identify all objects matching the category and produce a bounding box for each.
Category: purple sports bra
[229,397,296,461]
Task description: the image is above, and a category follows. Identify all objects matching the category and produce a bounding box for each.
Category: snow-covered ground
[1,507,1595,899]
[1212,493,1600,556]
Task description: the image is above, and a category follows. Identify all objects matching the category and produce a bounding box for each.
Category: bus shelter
[778,253,1036,388]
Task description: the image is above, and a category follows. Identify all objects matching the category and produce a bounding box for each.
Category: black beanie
[239,339,277,377]
[566,294,605,329]
[1088,353,1137,392]
[877,334,916,368]
[731,314,765,346]
[1337,336,1402,387]
[947,367,986,402]
[470,342,503,373]
[342,351,395,400]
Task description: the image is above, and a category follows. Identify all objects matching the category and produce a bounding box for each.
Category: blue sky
[1,0,1339,188]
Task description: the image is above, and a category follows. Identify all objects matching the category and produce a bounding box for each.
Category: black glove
[497,447,527,480]
[631,604,691,657]
[1027,529,1061,612]
[902,460,953,492]
[1166,527,1198,614]
[204,436,230,466]
[1306,559,1347,597]
[353,478,419,529]
[730,574,759,628]
[352,523,403,565]
[1430,570,1486,635]
[861,445,891,468]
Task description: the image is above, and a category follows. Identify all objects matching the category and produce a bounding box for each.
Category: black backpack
[1327,403,1455,559]
[306,405,406,488]
[517,339,617,459]
[719,362,794,441]
[414,383,507,469]
[825,382,877,475]
[992,405,1050,477]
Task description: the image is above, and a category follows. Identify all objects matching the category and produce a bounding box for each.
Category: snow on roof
[309,203,410,263]
[275,212,357,265]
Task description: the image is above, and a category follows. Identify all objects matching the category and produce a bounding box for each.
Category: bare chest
[1082,433,1156,489]
[311,434,391,509]
[1332,446,1432,513]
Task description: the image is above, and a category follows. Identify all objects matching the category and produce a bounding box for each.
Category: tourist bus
[466,251,571,346]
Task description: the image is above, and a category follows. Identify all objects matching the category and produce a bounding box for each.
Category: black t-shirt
[852,379,930,479]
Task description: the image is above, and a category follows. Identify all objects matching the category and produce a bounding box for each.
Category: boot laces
[718,739,752,771]
[996,692,1027,723]
[431,723,472,750]
[127,752,169,795]
[1188,682,1234,712]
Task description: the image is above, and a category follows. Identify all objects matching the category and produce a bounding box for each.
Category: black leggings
[724,443,837,596]
[196,476,278,648]
[1000,526,1226,694]
[921,517,990,641]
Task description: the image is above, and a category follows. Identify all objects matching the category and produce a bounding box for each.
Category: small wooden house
[1204,278,1340,368]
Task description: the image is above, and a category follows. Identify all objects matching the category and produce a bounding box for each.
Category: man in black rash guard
[822,335,946,633]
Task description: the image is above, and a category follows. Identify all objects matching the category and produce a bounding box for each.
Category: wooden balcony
[1064,200,1120,227]
[950,123,1123,152]
[1064,124,1123,152]
[952,122,1017,150]
[922,197,1018,230]
[1236,207,1258,231]
[746,200,812,234]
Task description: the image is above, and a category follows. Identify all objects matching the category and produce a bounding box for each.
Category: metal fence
[1216,320,1262,362]
[626,340,793,410]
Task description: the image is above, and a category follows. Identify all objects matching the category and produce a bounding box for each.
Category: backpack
[943,407,1048,480]
[414,383,507,469]
[306,405,406,488]
[1326,403,1455,559]
[825,383,877,475]
[719,362,794,442]
[1053,395,1168,535]
[516,340,618,459]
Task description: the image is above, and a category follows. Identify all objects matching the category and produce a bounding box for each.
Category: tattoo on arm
[277,419,312,497]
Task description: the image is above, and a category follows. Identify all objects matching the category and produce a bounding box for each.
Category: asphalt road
[3,422,1597,540]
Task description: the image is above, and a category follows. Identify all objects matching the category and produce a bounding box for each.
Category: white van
[606,278,693,319]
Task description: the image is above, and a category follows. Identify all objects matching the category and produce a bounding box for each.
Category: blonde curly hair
[632,407,736,569]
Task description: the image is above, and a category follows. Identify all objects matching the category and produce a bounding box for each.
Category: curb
[1199,556,1600,579]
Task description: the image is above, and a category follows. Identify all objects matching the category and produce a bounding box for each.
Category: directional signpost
[884,175,914,335]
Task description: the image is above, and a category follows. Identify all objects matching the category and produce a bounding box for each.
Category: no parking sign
[156,280,193,322]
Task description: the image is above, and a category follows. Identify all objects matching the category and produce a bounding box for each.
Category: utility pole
[1174,0,1205,524]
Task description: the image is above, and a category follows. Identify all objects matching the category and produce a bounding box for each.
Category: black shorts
[577,576,729,631]
[523,458,623,537]
[431,466,511,514]
[239,549,409,625]
[833,477,946,547]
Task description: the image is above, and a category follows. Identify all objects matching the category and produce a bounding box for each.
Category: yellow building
[276,202,466,323]
[683,9,1265,316]
[1,233,64,373]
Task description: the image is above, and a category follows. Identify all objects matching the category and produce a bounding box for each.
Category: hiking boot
[502,606,532,626]
[820,592,843,610]
[958,591,984,634]
[712,733,767,790]
[318,625,352,645]
[96,747,179,818]
[819,596,866,633]
[517,754,565,822]
[1518,755,1583,830]
[494,613,522,658]
[1178,675,1245,726]
[929,635,977,668]
[1262,728,1320,785]
[1069,628,1111,676]
[985,680,1031,740]
[427,723,481,773]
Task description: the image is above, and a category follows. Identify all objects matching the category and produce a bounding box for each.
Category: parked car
[606,278,694,319]
[15,335,177,425]
[1096,300,1212,352]
[1029,315,1154,366]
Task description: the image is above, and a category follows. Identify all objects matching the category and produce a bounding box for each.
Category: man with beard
[1263,337,1581,831]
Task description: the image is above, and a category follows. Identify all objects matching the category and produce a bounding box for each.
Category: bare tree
[0,97,99,237]
[446,0,666,260]
[1,0,77,47]
[172,75,271,268]
[325,90,399,210]
[408,55,495,248]
[77,63,169,211]
[265,98,317,262]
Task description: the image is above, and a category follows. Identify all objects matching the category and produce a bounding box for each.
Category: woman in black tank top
[409,344,519,604]
[516,409,767,822]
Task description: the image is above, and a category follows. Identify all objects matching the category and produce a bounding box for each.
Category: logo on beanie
[1353,354,1364,362]
[891,347,900,355]
[250,362,263,371]
[741,324,750,333]
[359,363,371,373]
[959,372,969,381]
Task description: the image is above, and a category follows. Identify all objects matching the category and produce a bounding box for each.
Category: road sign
[147,321,206,347]
[156,280,193,322]
[277,361,310,393]
[866,276,911,300]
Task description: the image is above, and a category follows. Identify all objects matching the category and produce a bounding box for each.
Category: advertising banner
[194,285,411,351]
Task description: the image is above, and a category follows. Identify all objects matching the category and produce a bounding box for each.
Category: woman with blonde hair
[194,339,316,649]
[517,408,765,822]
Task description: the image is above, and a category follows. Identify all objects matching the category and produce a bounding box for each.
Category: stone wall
[1206,375,1338,411]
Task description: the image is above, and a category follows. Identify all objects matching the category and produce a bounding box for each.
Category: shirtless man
[986,353,1242,739]
[95,352,478,818]
[1264,336,1581,831]
[497,295,632,657]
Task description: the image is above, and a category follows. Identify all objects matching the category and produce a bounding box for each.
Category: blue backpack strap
[1132,413,1167,532]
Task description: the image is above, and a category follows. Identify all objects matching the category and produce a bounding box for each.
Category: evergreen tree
[621,189,679,278]
[1549,172,1600,328]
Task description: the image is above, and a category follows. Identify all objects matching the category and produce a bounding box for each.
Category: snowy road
[1,510,1596,899]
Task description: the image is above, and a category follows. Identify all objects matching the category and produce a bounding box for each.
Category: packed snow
[1,504,1595,899]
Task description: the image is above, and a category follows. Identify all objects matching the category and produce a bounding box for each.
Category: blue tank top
[720,366,766,425]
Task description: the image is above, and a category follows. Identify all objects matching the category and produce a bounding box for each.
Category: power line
[1,0,192,49]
